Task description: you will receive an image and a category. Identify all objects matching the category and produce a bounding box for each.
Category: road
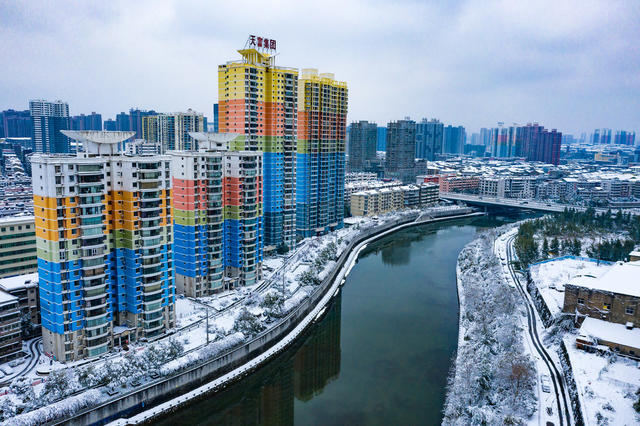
[0,337,42,387]
[496,230,573,426]
[441,192,640,216]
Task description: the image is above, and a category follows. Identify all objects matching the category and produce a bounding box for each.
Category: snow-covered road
[495,228,573,426]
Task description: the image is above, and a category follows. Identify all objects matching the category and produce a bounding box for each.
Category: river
[154,214,523,425]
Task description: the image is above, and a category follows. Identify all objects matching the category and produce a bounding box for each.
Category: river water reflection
[155,215,520,425]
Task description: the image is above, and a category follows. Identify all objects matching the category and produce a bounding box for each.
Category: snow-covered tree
[10,376,36,412]
[0,396,17,420]
[444,229,537,425]
[232,308,265,337]
[261,292,285,319]
[42,369,75,403]
[298,269,321,286]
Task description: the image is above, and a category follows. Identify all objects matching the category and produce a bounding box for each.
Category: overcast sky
[1,0,639,136]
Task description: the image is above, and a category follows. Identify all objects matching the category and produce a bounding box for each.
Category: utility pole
[282,267,286,298]
[206,306,209,345]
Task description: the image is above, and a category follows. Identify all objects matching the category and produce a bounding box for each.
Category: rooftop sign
[246,35,276,52]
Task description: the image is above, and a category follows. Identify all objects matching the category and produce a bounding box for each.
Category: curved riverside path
[102,212,531,426]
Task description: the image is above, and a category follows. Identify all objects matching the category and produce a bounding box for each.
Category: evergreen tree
[542,238,549,258]
[571,239,581,256]
[550,237,559,254]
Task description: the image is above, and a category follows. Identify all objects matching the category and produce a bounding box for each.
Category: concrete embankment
[59,209,481,426]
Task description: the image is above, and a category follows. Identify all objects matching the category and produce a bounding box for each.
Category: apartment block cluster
[0,146,33,217]
[346,119,565,188]
[347,118,466,183]
[350,183,438,217]
[421,158,640,208]
[588,128,636,146]
[0,38,349,363]
[343,172,439,216]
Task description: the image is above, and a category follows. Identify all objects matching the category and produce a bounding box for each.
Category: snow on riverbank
[444,227,537,425]
[1,206,468,424]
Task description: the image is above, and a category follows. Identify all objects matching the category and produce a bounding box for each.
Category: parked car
[541,374,551,393]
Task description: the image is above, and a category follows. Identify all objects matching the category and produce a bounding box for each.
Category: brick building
[563,260,640,357]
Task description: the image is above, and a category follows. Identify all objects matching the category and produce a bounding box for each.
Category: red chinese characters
[248,35,276,51]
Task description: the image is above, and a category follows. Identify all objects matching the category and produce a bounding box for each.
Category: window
[577,298,584,305]
[626,306,635,315]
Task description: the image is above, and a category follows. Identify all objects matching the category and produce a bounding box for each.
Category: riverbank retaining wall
[59,208,479,426]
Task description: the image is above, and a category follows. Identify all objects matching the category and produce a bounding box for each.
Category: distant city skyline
[1,1,639,136]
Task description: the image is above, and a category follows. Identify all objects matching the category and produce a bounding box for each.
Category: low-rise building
[563,260,640,326]
[344,179,402,211]
[439,176,479,193]
[478,176,536,199]
[0,272,40,337]
[0,290,21,362]
[577,317,640,358]
[0,215,37,278]
[350,183,438,216]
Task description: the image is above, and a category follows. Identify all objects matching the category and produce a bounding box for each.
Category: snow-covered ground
[444,225,539,425]
[529,258,612,317]
[564,336,640,425]
[2,206,456,424]
[494,226,565,426]
[514,218,640,426]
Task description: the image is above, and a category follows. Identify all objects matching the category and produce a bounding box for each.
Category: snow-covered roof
[580,317,640,349]
[0,289,18,305]
[0,272,38,292]
[343,217,362,225]
[568,260,640,297]
[0,214,35,225]
[61,130,135,145]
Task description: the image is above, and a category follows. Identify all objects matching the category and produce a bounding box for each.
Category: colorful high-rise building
[218,40,298,250]
[171,132,263,294]
[614,130,636,146]
[297,69,348,238]
[170,134,225,297]
[129,109,158,139]
[521,123,561,165]
[490,123,519,158]
[32,131,175,362]
[223,150,263,285]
